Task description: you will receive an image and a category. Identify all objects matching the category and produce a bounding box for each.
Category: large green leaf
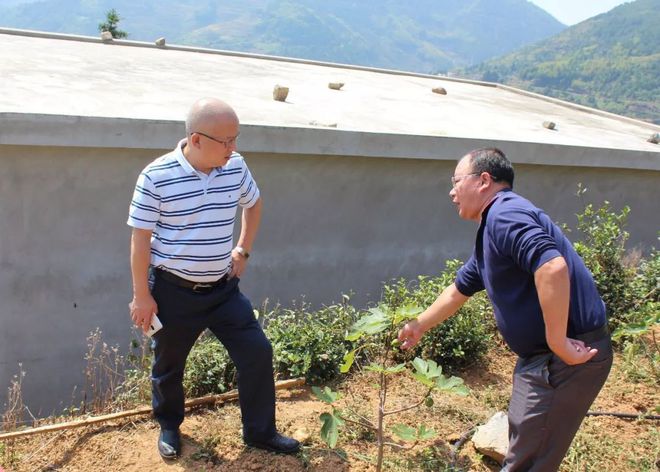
[320,411,344,448]
[392,423,437,442]
[340,349,356,373]
[435,375,470,396]
[411,372,435,388]
[364,363,385,373]
[385,363,407,374]
[346,307,390,340]
[416,424,437,440]
[391,423,417,441]
[312,386,340,404]
[364,362,406,375]
[412,357,443,379]
[393,304,423,324]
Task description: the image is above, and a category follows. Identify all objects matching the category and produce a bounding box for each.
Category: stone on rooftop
[0,28,658,154]
[273,85,289,102]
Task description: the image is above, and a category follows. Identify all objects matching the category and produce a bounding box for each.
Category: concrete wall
[1,129,659,417]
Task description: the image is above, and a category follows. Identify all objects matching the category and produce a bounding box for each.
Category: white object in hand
[146,314,163,337]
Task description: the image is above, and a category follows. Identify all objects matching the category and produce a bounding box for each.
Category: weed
[190,434,222,464]
[1,365,26,432]
[81,329,126,414]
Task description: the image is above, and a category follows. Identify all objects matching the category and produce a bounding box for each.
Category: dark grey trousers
[502,329,613,472]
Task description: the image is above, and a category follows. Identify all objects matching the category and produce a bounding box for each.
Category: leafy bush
[612,302,660,385]
[263,298,359,384]
[632,247,660,305]
[183,332,237,398]
[113,299,358,405]
[382,260,495,371]
[573,201,637,331]
[570,196,659,380]
[113,332,236,406]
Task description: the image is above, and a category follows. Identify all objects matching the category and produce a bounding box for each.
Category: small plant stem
[449,426,477,469]
[375,330,395,472]
[383,387,434,416]
[376,370,386,472]
[383,440,418,450]
[337,415,376,431]
[344,387,377,428]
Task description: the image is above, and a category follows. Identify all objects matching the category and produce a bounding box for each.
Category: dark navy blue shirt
[455,189,607,358]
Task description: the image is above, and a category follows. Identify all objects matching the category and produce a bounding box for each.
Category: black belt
[154,268,229,292]
[575,324,610,344]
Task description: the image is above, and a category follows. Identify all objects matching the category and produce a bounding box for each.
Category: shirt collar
[480,188,512,223]
[173,138,224,176]
[174,138,196,175]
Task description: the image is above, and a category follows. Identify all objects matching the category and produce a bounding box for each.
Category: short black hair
[466,147,514,188]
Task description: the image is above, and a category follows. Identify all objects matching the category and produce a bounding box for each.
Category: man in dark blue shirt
[398,148,612,471]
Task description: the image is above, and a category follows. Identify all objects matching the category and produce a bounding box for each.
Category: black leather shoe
[245,432,300,454]
[158,429,181,459]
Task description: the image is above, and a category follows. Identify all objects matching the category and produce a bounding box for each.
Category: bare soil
[2,344,658,471]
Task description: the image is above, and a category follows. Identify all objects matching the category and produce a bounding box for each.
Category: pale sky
[528,0,632,25]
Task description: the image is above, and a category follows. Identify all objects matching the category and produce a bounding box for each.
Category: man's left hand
[555,337,598,365]
[229,248,248,278]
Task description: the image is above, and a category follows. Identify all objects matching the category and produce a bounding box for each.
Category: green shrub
[183,332,236,397]
[573,201,637,331]
[633,246,660,305]
[383,260,495,371]
[114,298,357,402]
[114,332,236,405]
[570,196,658,372]
[263,298,359,384]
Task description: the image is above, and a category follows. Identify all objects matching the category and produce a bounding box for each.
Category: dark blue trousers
[150,272,276,442]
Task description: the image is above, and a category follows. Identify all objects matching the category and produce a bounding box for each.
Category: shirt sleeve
[238,160,260,208]
[489,207,561,274]
[455,254,485,296]
[127,172,161,230]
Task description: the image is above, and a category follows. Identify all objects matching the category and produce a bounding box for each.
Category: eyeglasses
[450,172,481,188]
[192,131,240,148]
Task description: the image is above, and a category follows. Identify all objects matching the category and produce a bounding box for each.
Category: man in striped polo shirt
[128,98,299,458]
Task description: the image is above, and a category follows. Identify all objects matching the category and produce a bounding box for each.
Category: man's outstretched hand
[398,320,424,350]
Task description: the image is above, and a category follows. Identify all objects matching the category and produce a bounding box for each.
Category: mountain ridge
[0,0,565,72]
[463,0,660,124]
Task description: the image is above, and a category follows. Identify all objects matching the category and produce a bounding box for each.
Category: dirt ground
[2,344,658,471]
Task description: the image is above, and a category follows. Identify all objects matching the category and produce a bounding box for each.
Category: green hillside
[0,0,564,72]
[465,0,660,124]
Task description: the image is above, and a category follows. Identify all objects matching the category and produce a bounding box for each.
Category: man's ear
[188,133,200,148]
[478,172,491,189]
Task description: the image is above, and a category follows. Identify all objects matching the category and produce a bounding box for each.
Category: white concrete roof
[1,29,659,158]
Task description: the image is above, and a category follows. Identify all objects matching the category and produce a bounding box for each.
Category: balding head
[185,98,238,135]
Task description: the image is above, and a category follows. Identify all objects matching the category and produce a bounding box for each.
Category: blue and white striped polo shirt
[127,139,260,282]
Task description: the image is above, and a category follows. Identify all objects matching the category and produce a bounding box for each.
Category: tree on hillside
[98,8,128,39]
